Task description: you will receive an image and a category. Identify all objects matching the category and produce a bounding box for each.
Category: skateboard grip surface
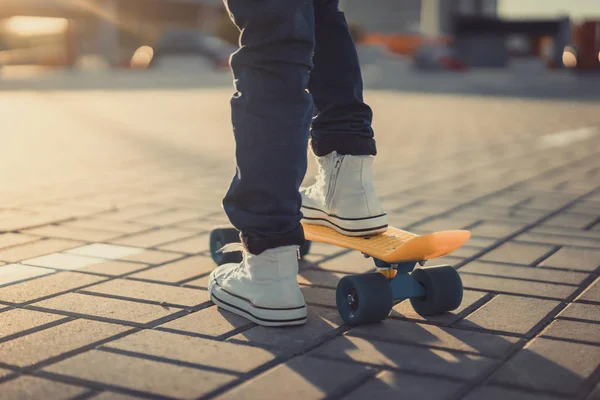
[302,223,471,263]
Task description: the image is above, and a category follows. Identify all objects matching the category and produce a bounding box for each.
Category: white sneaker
[208,244,307,327]
[301,151,388,236]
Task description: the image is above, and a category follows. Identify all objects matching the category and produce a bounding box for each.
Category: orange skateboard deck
[302,223,471,264]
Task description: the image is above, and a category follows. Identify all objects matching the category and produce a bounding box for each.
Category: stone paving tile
[91,392,145,400]
[540,320,600,343]
[0,271,105,304]
[460,261,589,285]
[558,303,600,322]
[0,367,14,379]
[343,371,465,400]
[543,212,598,229]
[0,239,85,263]
[300,285,336,308]
[72,260,150,276]
[297,269,347,289]
[129,256,213,284]
[182,274,210,289]
[43,349,237,399]
[62,218,153,234]
[83,279,209,307]
[466,221,525,238]
[578,278,600,303]
[0,376,88,399]
[133,208,207,226]
[464,236,498,248]
[459,273,578,300]
[311,334,496,381]
[0,264,54,286]
[218,355,373,400]
[490,338,600,396]
[66,244,145,260]
[538,247,600,272]
[95,204,169,221]
[348,319,521,357]
[517,232,600,249]
[158,306,254,337]
[67,244,182,265]
[463,385,565,400]
[457,294,561,337]
[23,253,105,271]
[32,293,183,326]
[0,319,130,367]
[0,309,64,339]
[23,225,122,242]
[110,227,197,248]
[480,242,556,266]
[0,232,40,249]
[104,329,277,373]
[175,218,220,232]
[314,251,376,274]
[391,290,490,325]
[229,306,343,353]
[156,233,210,254]
[410,216,479,233]
[532,225,600,240]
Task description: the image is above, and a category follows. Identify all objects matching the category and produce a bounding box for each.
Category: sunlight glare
[4,17,68,37]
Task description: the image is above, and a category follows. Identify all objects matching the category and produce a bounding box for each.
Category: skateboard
[208,223,470,326]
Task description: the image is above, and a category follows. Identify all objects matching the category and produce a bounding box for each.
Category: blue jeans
[222,0,376,254]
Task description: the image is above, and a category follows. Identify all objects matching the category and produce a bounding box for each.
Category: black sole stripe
[211,293,307,324]
[212,279,307,311]
[303,216,389,233]
[302,205,387,221]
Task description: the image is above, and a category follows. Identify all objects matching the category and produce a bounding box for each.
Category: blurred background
[0,0,599,83]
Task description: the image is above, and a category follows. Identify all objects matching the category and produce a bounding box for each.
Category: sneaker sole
[301,205,388,236]
[209,278,308,327]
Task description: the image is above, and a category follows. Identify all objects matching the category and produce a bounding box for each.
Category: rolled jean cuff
[241,225,306,255]
[310,136,377,157]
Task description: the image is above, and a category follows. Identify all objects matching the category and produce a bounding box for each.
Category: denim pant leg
[309,0,376,157]
[222,0,315,255]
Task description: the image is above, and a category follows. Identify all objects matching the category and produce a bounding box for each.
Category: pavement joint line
[453,185,600,270]
[95,347,244,377]
[458,271,584,287]
[21,305,160,329]
[346,331,515,360]
[75,290,210,310]
[17,327,140,373]
[403,151,600,234]
[527,246,563,267]
[0,270,60,290]
[32,370,172,400]
[577,365,600,400]
[463,382,577,400]
[460,286,581,302]
[471,258,599,275]
[1,275,115,307]
[325,365,383,400]
[306,352,475,385]
[538,335,600,348]
[0,316,75,345]
[457,270,600,399]
[69,389,102,400]
[583,215,600,231]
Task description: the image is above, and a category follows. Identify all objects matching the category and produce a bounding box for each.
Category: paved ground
[1,69,600,400]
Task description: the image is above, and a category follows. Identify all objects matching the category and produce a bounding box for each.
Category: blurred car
[148,29,235,71]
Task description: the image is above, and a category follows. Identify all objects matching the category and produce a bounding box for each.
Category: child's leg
[308,0,376,157]
[222,0,315,254]
[301,0,387,236]
[209,0,315,327]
